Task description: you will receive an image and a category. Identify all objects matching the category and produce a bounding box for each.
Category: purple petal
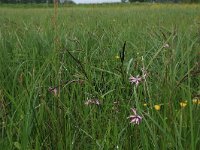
[137,115,142,120]
[130,118,137,123]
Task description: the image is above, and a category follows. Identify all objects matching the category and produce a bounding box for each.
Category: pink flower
[85,99,100,106]
[129,75,142,86]
[127,108,142,125]
[48,87,58,96]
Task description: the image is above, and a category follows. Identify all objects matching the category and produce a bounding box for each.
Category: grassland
[0,3,200,149]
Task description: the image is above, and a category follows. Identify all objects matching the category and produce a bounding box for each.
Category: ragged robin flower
[48,87,58,96]
[129,75,142,87]
[85,98,100,106]
[127,108,142,125]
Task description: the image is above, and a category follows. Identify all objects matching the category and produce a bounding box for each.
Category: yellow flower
[154,105,161,111]
[192,98,200,105]
[192,99,198,104]
[143,103,147,107]
[180,102,187,108]
[115,55,120,59]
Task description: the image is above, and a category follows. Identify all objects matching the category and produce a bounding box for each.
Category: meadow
[0,3,200,149]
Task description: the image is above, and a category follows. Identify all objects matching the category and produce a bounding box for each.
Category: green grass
[0,3,200,149]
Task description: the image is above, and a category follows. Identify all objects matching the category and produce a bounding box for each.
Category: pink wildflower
[127,108,142,125]
[129,75,142,86]
[48,87,58,96]
[85,99,100,106]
